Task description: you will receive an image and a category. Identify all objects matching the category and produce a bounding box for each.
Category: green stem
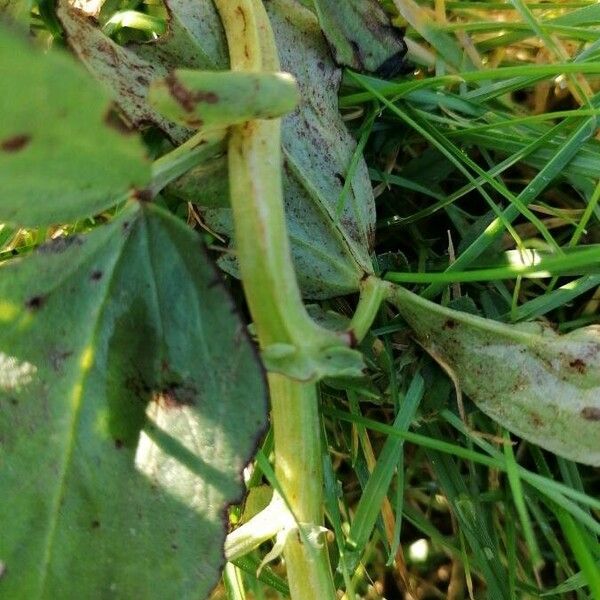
[349,276,391,343]
[269,373,336,599]
[150,131,226,196]
[211,1,338,597]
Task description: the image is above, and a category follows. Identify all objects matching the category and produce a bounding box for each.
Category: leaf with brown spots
[200,0,377,298]
[56,2,190,143]
[0,24,150,226]
[390,286,600,465]
[0,202,268,598]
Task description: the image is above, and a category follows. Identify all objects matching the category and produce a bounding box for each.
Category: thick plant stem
[213,0,337,597]
[269,373,336,599]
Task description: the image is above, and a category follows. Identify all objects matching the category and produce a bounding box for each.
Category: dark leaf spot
[528,411,543,428]
[25,295,47,311]
[581,407,600,421]
[1,134,31,152]
[334,172,346,186]
[157,376,199,409]
[90,270,103,281]
[443,319,457,330]
[347,329,358,348]
[49,349,74,372]
[569,358,586,374]
[91,520,101,529]
[114,439,124,449]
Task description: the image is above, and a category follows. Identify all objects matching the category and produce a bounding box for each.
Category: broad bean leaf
[0,24,150,226]
[391,287,600,466]
[58,0,377,298]
[129,0,228,71]
[56,2,190,143]
[57,0,227,142]
[311,0,407,76]
[0,202,268,598]
[202,0,377,298]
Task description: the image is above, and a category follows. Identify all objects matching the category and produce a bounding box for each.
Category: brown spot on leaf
[235,5,247,31]
[25,295,47,311]
[156,378,198,409]
[347,329,358,348]
[91,520,101,529]
[528,411,544,428]
[90,270,103,282]
[569,358,586,374]
[443,319,457,330]
[581,407,600,421]
[1,134,31,152]
[114,439,124,449]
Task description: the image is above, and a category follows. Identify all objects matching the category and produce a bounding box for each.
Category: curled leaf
[390,285,600,466]
[149,70,299,129]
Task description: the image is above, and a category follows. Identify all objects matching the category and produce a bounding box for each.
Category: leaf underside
[203,0,377,298]
[0,202,268,598]
[393,288,600,466]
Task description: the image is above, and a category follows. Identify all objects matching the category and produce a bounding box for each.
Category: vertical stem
[212,1,337,597]
[269,373,336,599]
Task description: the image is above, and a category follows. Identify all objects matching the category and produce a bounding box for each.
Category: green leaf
[0,202,268,598]
[202,0,377,298]
[390,285,600,466]
[0,24,150,227]
[311,0,406,76]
